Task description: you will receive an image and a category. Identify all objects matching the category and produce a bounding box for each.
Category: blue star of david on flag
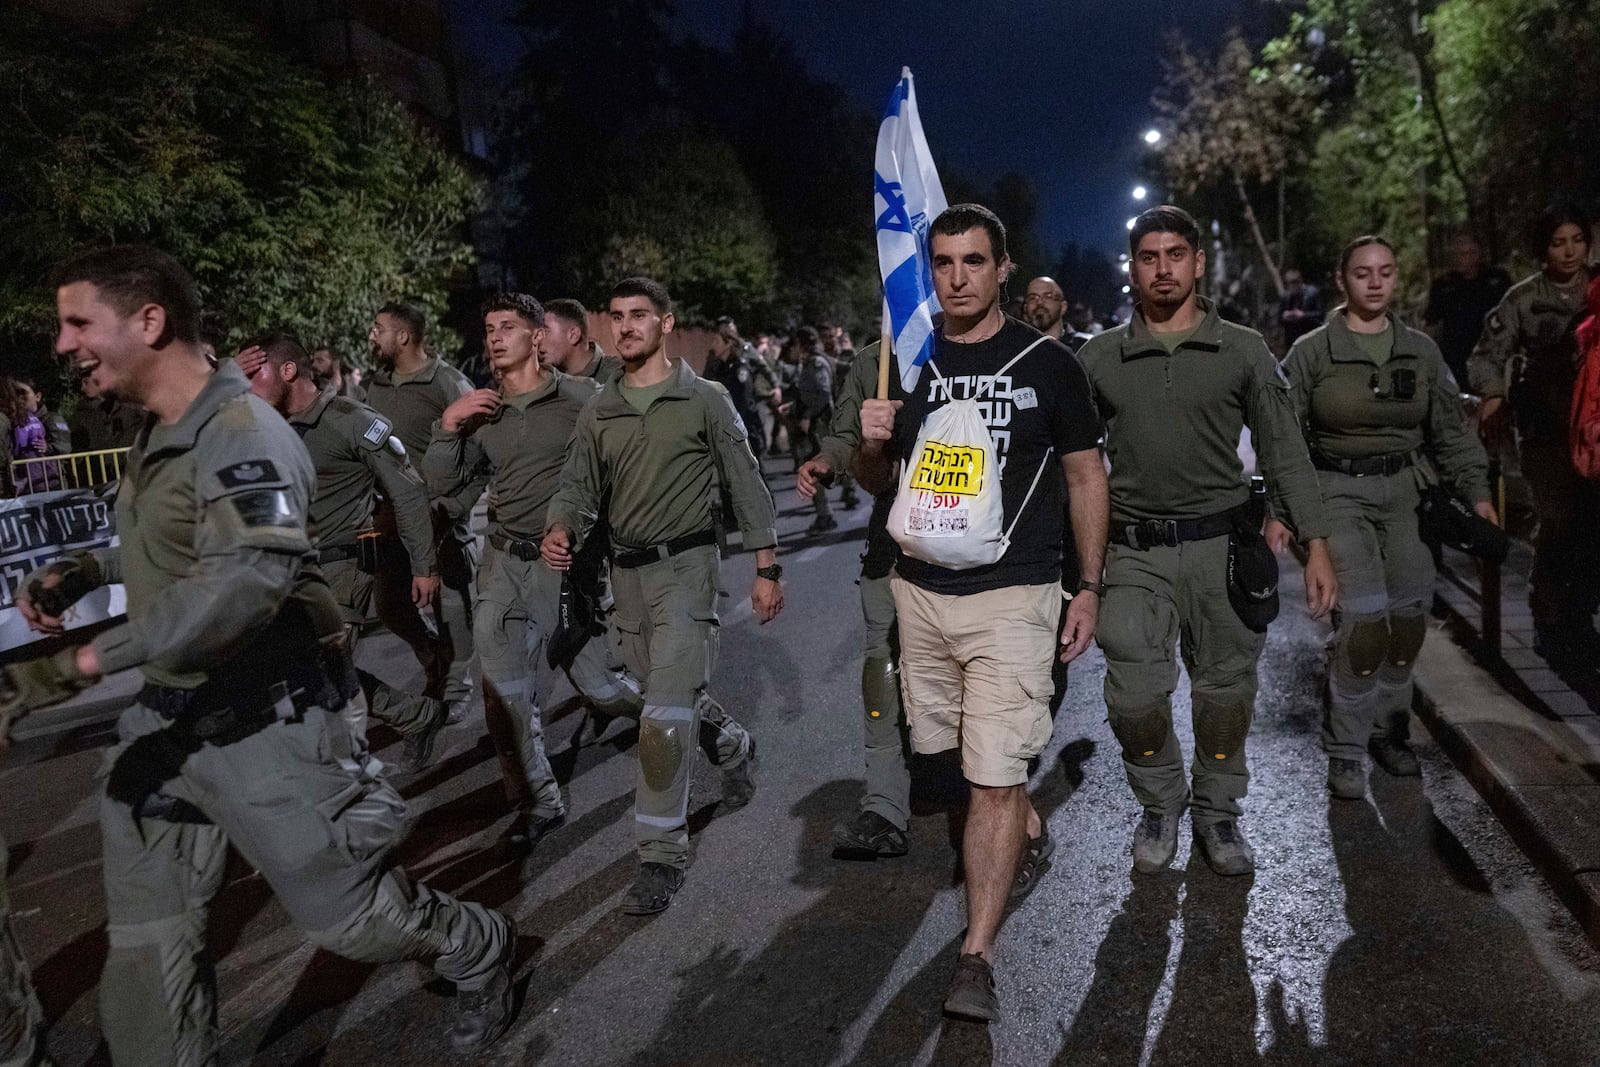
[875,67,948,393]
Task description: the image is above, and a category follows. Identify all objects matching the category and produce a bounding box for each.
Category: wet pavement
[4,453,1599,1065]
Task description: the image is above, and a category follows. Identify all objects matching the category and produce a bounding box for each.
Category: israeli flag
[875,67,948,392]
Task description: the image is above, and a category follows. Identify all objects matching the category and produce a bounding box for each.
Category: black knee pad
[639,719,688,792]
[1110,702,1170,762]
[1194,696,1252,762]
[1387,611,1427,669]
[1344,617,1389,678]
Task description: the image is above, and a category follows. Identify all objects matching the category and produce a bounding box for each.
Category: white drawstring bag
[888,337,1053,569]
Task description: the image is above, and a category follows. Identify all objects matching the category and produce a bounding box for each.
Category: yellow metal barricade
[10,448,130,494]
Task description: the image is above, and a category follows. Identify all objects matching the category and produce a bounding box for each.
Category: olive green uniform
[1467,270,1599,631]
[792,353,835,522]
[85,365,506,1066]
[818,342,911,829]
[548,360,771,869]
[365,358,480,708]
[290,386,442,737]
[1078,297,1329,826]
[1287,313,1489,759]
[0,832,44,1067]
[572,343,626,389]
[423,370,643,818]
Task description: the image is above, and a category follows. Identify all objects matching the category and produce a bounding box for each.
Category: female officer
[1469,205,1596,665]
[1272,236,1495,799]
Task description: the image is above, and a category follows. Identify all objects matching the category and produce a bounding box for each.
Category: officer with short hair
[425,292,645,853]
[706,316,775,461]
[543,275,782,916]
[1077,206,1336,878]
[365,302,480,722]
[237,332,452,772]
[5,246,517,1058]
[541,297,625,388]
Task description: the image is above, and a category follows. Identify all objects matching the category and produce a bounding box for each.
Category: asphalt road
[4,452,1599,1066]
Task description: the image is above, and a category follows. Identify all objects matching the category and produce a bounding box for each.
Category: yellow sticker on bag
[907,442,985,497]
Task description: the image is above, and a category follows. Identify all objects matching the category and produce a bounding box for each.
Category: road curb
[1412,632,1600,946]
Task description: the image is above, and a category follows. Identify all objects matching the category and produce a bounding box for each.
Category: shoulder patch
[216,459,282,489]
[363,417,392,445]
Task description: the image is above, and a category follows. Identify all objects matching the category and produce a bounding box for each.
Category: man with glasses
[1022,276,1093,353]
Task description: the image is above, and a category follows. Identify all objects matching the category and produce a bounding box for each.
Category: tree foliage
[1156,0,1600,319]
[500,0,881,331]
[0,1,480,364]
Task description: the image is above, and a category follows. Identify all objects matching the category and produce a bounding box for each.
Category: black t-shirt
[1425,268,1511,380]
[889,316,1101,595]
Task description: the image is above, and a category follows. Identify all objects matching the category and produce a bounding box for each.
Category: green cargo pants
[1320,470,1433,759]
[0,833,44,1067]
[324,558,444,738]
[98,701,508,1067]
[373,510,477,708]
[858,572,910,829]
[1097,534,1265,826]
[610,545,752,870]
[474,544,644,816]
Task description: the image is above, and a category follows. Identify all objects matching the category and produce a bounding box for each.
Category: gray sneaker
[1132,808,1181,874]
[1194,820,1256,877]
[1328,757,1367,800]
[942,953,1000,1023]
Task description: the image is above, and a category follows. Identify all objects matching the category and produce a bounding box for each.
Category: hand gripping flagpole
[874,67,948,400]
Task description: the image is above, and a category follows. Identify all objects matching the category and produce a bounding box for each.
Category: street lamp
[1143,129,1162,145]
[1132,185,1148,201]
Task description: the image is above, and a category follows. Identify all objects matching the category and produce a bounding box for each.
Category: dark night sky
[449,0,1272,261]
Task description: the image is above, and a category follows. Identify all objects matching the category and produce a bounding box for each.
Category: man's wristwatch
[756,564,783,581]
[1077,579,1107,597]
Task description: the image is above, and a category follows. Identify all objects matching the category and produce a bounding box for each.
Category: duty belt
[138,651,356,742]
[612,528,717,569]
[1311,449,1416,477]
[487,531,541,562]
[317,541,360,564]
[1113,504,1247,551]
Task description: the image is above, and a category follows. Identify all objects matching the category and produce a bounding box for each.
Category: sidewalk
[1416,541,1600,944]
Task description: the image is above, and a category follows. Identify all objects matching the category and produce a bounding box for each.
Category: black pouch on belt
[1226,481,1279,632]
[1416,485,1510,563]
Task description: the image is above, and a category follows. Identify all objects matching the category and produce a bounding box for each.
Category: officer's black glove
[25,552,104,618]
[0,648,97,745]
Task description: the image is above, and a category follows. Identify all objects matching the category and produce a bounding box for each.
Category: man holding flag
[856,195,1108,1024]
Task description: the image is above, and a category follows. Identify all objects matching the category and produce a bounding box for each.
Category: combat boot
[1131,807,1182,874]
[807,514,838,536]
[622,862,686,916]
[1368,739,1420,778]
[720,737,758,811]
[401,698,450,773]
[447,914,518,1053]
[499,807,566,857]
[1194,820,1256,877]
[1328,757,1367,799]
[831,810,909,860]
